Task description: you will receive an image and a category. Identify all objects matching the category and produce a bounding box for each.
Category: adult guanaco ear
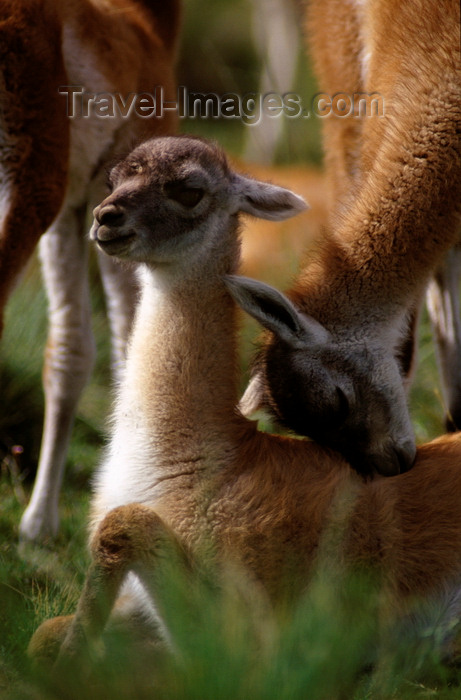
[231,174,308,221]
[224,275,330,346]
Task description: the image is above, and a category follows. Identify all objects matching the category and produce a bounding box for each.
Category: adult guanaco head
[226,276,417,478]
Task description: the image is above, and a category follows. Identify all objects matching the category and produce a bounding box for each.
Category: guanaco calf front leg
[30,504,189,671]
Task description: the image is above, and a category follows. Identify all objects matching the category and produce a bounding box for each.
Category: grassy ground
[0,1,457,696]
[0,219,456,700]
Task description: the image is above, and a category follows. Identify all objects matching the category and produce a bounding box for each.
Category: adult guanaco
[240,0,461,477]
[0,0,180,542]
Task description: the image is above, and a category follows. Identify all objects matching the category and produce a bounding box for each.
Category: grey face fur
[90,136,307,271]
[226,275,416,478]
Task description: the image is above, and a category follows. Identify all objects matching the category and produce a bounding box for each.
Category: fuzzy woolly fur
[28,137,461,672]
[239,0,461,476]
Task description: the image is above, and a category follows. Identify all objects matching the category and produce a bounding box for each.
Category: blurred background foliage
[177,0,323,163]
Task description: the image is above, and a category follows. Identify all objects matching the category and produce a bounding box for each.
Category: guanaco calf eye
[128,162,144,175]
[164,181,204,208]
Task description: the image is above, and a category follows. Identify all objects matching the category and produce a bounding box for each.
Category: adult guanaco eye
[335,386,350,422]
[164,181,204,208]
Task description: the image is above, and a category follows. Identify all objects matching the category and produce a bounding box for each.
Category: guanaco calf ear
[224,275,330,346]
[231,174,308,221]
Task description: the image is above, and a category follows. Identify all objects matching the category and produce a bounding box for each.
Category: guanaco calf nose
[95,203,126,228]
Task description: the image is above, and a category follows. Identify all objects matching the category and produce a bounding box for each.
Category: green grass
[0,203,453,697]
[0,247,457,699]
[0,158,453,700]
[0,0,456,693]
[1,486,461,700]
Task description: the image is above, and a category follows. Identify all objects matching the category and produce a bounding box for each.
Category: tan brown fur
[240,0,461,475]
[31,429,461,668]
[0,0,179,325]
[302,0,460,316]
[0,0,181,542]
[0,0,69,321]
[303,0,461,324]
[28,137,461,673]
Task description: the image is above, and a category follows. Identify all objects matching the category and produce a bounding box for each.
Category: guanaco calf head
[226,276,416,478]
[91,136,307,270]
